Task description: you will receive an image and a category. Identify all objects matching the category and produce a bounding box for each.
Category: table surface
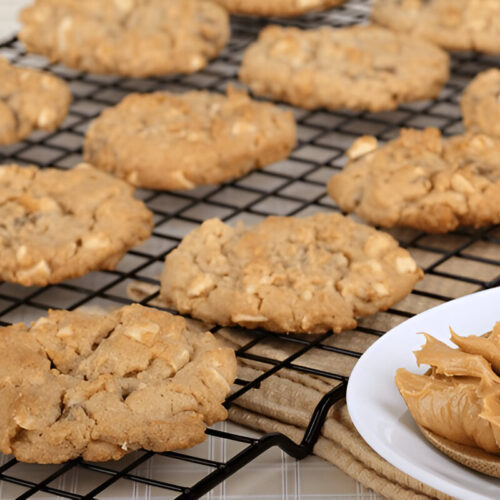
[0,1,381,499]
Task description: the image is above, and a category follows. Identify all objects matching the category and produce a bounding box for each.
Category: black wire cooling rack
[0,0,499,498]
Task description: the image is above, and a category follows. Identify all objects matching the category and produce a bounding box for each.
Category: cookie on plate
[327,128,500,233]
[83,86,297,190]
[0,57,71,145]
[0,163,153,286]
[160,214,423,334]
[18,0,229,77]
[0,304,237,463]
[461,69,500,138]
[372,0,500,54]
[213,0,345,17]
[239,25,450,112]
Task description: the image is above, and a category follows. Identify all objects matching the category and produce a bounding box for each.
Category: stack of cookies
[0,2,498,494]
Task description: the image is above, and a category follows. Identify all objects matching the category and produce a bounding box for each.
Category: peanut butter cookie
[461,69,500,138]
[19,0,230,77]
[0,304,237,463]
[160,214,423,334]
[213,0,345,17]
[83,87,297,190]
[0,57,71,145]
[372,0,500,54]
[239,25,449,112]
[0,163,153,286]
[328,128,500,233]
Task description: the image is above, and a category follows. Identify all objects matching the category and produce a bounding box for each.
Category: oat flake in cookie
[0,57,71,145]
[213,0,345,17]
[18,0,230,77]
[160,214,423,334]
[372,0,500,54]
[0,304,237,463]
[328,128,500,233]
[83,87,297,190]
[461,69,500,138]
[239,25,450,112]
[0,163,153,286]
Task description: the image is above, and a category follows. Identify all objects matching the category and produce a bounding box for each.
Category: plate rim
[347,286,500,500]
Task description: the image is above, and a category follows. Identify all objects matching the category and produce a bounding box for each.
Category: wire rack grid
[0,0,499,498]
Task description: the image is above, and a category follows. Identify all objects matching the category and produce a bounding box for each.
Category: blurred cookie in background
[239,25,450,112]
[18,0,230,77]
[213,0,345,17]
[0,57,71,145]
[84,86,297,190]
[461,69,500,138]
[372,0,500,54]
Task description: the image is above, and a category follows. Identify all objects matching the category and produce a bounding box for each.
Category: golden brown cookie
[83,87,297,190]
[239,25,450,112]
[0,163,153,286]
[0,304,237,463]
[461,69,500,138]
[0,57,71,145]
[213,0,345,16]
[328,129,500,233]
[372,0,500,54]
[160,214,423,334]
[19,0,230,77]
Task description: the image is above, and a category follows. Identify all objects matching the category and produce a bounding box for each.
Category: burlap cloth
[127,282,452,500]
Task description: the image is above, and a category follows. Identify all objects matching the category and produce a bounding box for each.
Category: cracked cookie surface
[239,25,449,112]
[213,0,345,17]
[0,304,237,463]
[19,0,229,77]
[83,87,296,190]
[0,57,71,145]
[461,69,500,138]
[160,214,423,334]
[327,128,500,233]
[372,0,500,54]
[0,163,153,286]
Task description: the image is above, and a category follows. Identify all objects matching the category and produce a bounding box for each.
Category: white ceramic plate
[347,286,500,500]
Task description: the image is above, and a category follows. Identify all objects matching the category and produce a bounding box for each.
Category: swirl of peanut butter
[396,322,500,454]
